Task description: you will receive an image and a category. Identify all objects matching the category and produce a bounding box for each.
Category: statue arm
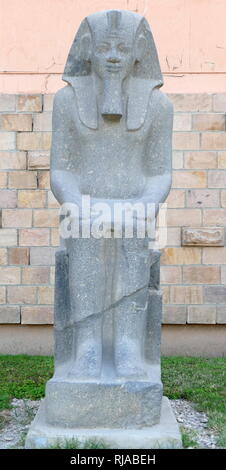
[50,87,82,206]
[141,92,173,212]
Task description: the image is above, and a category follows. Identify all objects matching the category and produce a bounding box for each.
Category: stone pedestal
[45,373,162,428]
[25,397,181,449]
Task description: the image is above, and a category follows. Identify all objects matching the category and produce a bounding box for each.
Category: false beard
[101,72,124,120]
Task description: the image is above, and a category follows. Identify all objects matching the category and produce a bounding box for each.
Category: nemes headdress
[62,10,163,130]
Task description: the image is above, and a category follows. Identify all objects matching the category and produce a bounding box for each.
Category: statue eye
[118,44,130,53]
[97,44,110,53]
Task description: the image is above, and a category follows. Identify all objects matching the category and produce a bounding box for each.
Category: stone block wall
[0,93,225,328]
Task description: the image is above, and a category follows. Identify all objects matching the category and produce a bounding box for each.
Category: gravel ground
[171,399,218,449]
[0,399,40,449]
[0,398,219,449]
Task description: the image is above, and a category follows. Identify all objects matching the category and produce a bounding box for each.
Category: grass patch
[0,355,225,447]
[161,356,225,413]
[181,427,199,449]
[162,356,226,447]
[49,438,108,449]
[0,355,53,409]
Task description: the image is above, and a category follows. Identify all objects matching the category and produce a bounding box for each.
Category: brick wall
[0,93,225,327]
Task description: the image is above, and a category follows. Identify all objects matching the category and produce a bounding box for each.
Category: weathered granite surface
[26,9,179,448]
[45,374,162,428]
[26,397,182,449]
[50,8,173,381]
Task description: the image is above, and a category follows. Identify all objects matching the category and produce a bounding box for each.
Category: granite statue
[50,9,172,380]
[25,10,182,448]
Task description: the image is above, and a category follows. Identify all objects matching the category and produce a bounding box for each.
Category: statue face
[91,34,135,79]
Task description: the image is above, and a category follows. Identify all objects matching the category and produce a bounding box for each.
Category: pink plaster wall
[0,0,226,93]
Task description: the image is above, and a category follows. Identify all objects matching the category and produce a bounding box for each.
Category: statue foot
[115,361,147,378]
[114,341,147,379]
[68,341,102,379]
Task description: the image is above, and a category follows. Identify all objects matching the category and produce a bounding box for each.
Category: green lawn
[0,355,53,410]
[162,356,226,447]
[0,355,225,446]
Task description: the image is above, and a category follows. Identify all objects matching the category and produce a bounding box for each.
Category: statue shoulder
[53,85,75,110]
[151,89,174,118]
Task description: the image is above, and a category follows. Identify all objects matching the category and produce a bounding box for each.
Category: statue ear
[135,35,147,62]
[80,34,92,62]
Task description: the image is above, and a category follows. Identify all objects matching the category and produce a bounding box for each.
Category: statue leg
[68,315,103,378]
[65,237,107,379]
[113,288,149,378]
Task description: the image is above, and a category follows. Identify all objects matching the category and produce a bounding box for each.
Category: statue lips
[105,64,122,73]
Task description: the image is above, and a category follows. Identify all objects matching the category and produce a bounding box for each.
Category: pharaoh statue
[50,9,172,380]
[26,10,181,449]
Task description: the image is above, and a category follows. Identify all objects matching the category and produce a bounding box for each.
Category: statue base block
[44,368,162,428]
[25,397,182,449]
